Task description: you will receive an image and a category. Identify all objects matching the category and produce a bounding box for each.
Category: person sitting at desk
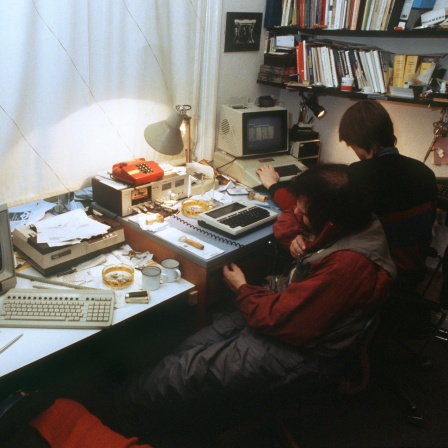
[257,100,438,291]
[98,163,396,444]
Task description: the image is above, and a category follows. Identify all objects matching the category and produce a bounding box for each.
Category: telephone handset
[112,158,164,186]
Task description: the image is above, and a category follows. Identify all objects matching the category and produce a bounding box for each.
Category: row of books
[267,0,410,31]
[295,40,391,93]
[258,64,297,84]
[392,54,439,87]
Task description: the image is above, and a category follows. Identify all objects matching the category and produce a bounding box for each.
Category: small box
[412,0,436,9]
[421,7,448,26]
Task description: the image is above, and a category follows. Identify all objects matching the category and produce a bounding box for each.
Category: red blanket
[31,398,153,448]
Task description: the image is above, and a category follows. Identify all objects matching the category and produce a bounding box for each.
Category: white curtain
[0,0,220,207]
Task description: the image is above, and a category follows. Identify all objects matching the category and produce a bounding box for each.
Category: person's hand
[223,262,247,291]
[255,165,280,189]
[290,235,307,259]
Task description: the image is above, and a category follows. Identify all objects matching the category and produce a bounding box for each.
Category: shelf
[266,26,448,38]
[257,80,448,106]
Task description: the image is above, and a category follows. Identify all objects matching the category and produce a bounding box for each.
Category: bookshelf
[259,26,448,106]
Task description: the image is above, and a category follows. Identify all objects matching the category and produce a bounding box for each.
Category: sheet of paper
[157,227,224,260]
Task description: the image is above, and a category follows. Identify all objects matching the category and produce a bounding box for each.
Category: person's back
[339,100,437,289]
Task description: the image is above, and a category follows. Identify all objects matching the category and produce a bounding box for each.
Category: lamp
[144,105,193,163]
[300,92,327,120]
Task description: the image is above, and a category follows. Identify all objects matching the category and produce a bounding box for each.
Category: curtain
[0,0,219,207]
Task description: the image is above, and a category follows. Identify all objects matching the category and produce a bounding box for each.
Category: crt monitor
[0,202,17,294]
[217,104,288,158]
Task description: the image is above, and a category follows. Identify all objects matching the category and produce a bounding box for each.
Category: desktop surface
[0,253,194,378]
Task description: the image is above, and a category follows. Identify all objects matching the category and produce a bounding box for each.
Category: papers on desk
[34,209,110,246]
[157,227,224,260]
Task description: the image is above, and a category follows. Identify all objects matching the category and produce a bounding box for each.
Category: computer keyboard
[274,164,302,178]
[0,288,115,329]
[220,206,271,229]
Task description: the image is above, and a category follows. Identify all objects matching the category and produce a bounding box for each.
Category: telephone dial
[112,158,164,186]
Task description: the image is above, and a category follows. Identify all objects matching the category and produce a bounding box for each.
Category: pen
[0,333,23,355]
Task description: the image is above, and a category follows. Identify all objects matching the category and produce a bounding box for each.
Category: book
[373,0,391,30]
[264,0,283,27]
[361,0,374,29]
[372,49,387,92]
[386,0,405,29]
[365,50,380,92]
[403,54,419,85]
[296,42,305,82]
[358,50,374,89]
[399,0,413,21]
[379,0,395,30]
[368,0,382,29]
[392,54,406,87]
[350,0,363,29]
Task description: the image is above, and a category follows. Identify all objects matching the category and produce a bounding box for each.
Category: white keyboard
[0,288,115,329]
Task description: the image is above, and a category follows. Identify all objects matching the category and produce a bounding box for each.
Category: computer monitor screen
[0,202,17,294]
[217,104,288,158]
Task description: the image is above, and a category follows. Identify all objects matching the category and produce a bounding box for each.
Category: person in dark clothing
[257,100,437,290]
[104,164,395,444]
[339,100,438,290]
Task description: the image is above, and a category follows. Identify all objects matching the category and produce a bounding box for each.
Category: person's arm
[255,165,296,211]
[233,251,388,347]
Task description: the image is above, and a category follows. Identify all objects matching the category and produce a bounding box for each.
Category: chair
[214,313,380,448]
[375,244,448,426]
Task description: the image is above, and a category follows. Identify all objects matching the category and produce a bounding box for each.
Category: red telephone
[111,158,164,186]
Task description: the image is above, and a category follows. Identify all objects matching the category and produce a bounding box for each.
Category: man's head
[338,100,396,159]
[288,163,370,234]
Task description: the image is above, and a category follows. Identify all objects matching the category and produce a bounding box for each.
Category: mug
[161,258,181,282]
[341,76,354,92]
[141,266,162,291]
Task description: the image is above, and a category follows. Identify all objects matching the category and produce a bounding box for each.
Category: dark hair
[338,100,396,154]
[288,163,371,234]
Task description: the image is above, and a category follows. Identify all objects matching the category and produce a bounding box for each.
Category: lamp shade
[305,94,327,119]
[144,107,188,156]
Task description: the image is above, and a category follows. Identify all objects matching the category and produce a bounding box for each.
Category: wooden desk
[93,203,277,319]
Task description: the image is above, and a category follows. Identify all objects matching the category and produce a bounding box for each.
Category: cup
[161,258,181,282]
[141,266,162,291]
[341,76,354,92]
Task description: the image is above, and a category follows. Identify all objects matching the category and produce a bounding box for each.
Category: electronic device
[197,200,278,238]
[92,174,187,216]
[12,215,125,276]
[0,203,17,295]
[213,150,307,188]
[150,173,189,202]
[290,139,321,167]
[111,158,164,186]
[0,288,115,329]
[217,104,288,158]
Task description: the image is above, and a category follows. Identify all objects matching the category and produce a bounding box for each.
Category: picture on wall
[224,12,263,52]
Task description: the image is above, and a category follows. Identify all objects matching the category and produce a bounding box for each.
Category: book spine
[392,54,406,87]
[372,50,386,93]
[296,42,305,82]
[403,54,419,85]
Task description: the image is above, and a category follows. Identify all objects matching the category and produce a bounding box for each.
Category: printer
[13,214,125,276]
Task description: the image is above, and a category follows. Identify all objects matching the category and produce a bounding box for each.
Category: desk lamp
[144,105,193,163]
[300,92,327,120]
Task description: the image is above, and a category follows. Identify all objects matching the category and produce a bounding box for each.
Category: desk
[92,203,277,319]
[0,257,194,381]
